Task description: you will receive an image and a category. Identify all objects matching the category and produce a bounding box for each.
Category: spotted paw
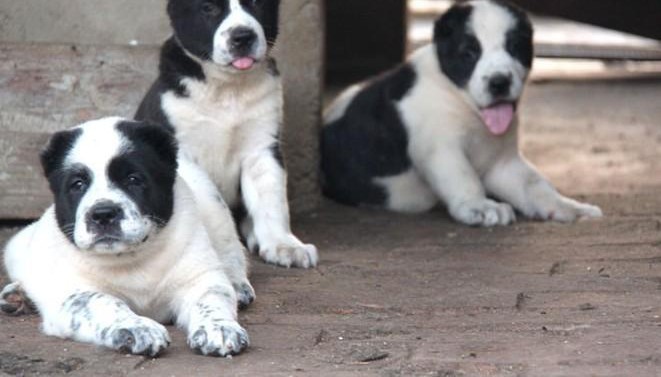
[234,281,256,310]
[188,320,249,357]
[0,282,36,316]
[109,318,170,357]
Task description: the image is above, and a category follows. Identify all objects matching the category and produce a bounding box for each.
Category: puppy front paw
[536,197,603,222]
[258,237,318,268]
[0,282,36,316]
[450,199,516,227]
[234,281,256,310]
[109,318,170,357]
[188,320,249,357]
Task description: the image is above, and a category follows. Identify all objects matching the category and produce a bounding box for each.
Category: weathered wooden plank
[0,43,160,218]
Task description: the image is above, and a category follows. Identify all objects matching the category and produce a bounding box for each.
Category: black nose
[489,75,512,97]
[229,27,257,51]
[89,204,123,227]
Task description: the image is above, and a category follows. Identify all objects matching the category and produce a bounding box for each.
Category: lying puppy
[136,0,318,268]
[321,0,602,226]
[2,118,251,357]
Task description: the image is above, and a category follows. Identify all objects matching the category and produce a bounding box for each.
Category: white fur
[162,56,318,268]
[3,118,253,356]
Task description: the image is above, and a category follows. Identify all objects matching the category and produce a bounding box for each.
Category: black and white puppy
[321,0,602,226]
[2,117,253,357]
[135,0,318,268]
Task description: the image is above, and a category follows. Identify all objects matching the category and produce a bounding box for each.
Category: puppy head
[41,117,178,255]
[167,0,280,72]
[434,0,533,135]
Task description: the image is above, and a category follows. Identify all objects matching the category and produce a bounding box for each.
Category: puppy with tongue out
[136,0,319,270]
[321,0,602,226]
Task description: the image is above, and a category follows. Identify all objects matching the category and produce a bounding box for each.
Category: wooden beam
[0,43,159,219]
[510,0,661,40]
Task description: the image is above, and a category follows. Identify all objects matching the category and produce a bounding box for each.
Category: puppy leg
[174,275,249,357]
[484,153,603,222]
[44,291,170,356]
[0,282,36,316]
[417,149,516,226]
[177,157,255,308]
[241,150,318,268]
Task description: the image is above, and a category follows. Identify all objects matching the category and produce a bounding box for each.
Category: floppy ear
[40,128,83,178]
[263,0,281,46]
[116,121,179,171]
[433,3,473,41]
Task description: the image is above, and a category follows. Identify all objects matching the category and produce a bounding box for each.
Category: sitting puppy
[321,0,602,226]
[2,118,251,357]
[135,0,318,268]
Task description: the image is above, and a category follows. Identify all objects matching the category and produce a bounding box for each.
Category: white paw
[258,236,318,268]
[234,281,256,310]
[450,199,516,227]
[536,197,603,222]
[109,317,170,357]
[188,320,249,357]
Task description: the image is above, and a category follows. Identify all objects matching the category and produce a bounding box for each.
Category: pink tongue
[480,103,515,136]
[232,57,255,70]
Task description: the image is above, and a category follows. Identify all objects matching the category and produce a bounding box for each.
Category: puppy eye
[461,48,478,61]
[201,1,221,16]
[126,174,144,186]
[69,178,87,192]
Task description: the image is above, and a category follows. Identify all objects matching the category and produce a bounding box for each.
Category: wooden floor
[1,79,661,376]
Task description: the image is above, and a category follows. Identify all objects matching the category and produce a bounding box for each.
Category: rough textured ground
[1,78,660,376]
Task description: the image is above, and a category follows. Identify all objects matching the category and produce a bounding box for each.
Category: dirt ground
[1,78,660,376]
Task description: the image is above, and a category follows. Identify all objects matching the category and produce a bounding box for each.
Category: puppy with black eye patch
[1,117,254,357]
[322,0,602,226]
[135,0,318,268]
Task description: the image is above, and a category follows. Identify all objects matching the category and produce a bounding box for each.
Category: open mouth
[479,102,517,136]
[231,57,256,71]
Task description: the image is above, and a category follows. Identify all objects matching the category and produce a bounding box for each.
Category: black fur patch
[270,130,284,168]
[41,128,83,180]
[266,57,280,76]
[321,65,417,207]
[114,121,179,227]
[135,38,206,126]
[41,128,88,241]
[433,4,480,88]
[501,1,534,68]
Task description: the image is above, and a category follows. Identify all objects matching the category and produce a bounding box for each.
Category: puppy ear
[433,3,473,40]
[40,128,83,178]
[263,0,281,46]
[116,121,179,171]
